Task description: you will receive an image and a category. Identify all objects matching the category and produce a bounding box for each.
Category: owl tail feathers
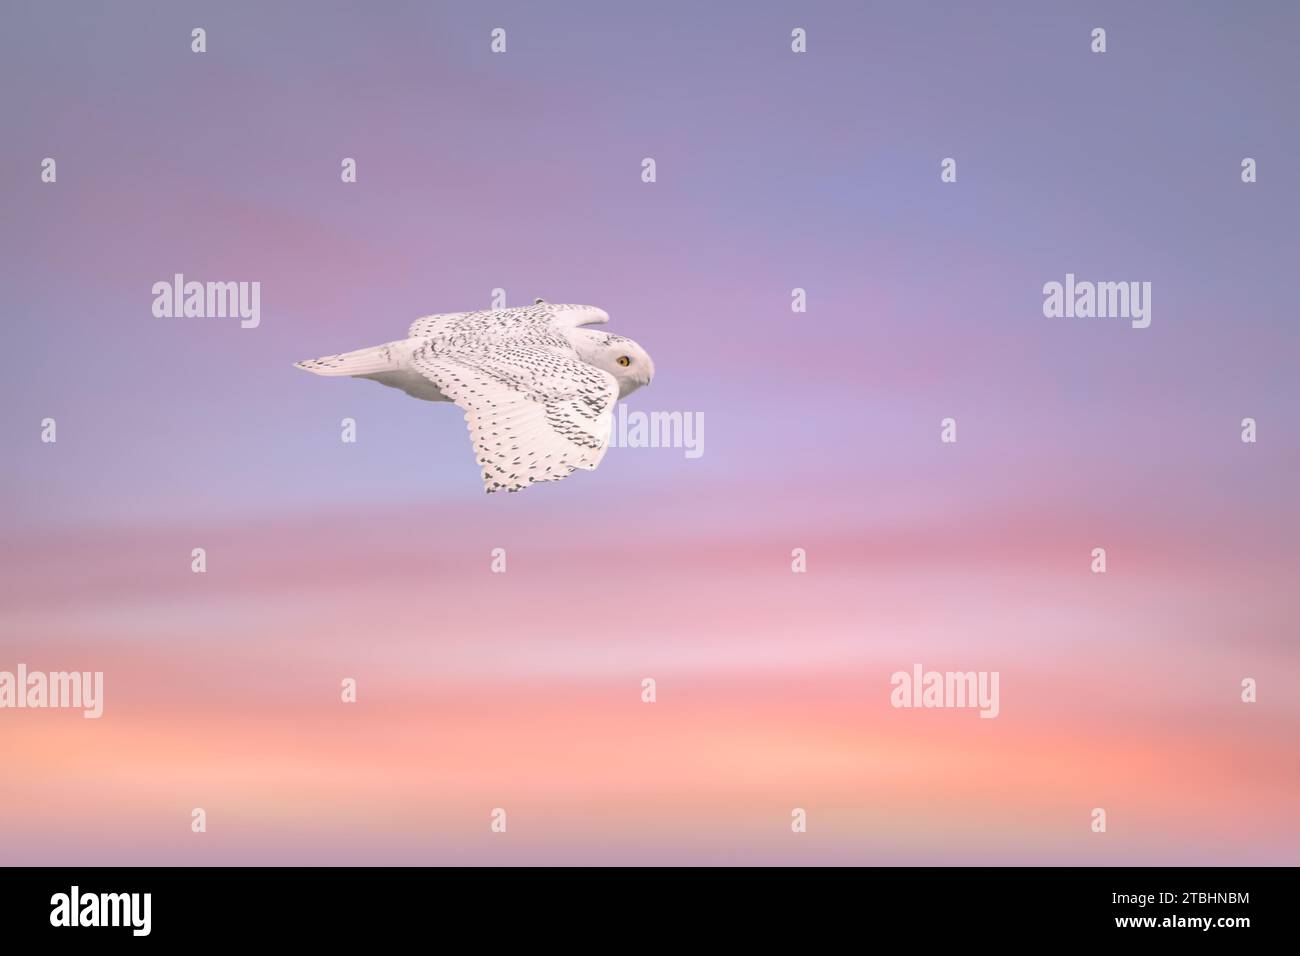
[294,344,397,377]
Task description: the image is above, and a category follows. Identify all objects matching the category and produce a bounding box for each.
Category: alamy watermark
[50,886,150,936]
[152,273,260,328]
[608,405,703,459]
[890,663,999,718]
[0,664,103,718]
[1042,273,1151,329]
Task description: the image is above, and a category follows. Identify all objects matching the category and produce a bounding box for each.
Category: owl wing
[410,343,620,493]
[407,301,608,340]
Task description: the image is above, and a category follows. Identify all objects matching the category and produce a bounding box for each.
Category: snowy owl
[295,300,654,493]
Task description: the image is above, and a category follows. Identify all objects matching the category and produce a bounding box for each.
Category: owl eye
[617,356,631,367]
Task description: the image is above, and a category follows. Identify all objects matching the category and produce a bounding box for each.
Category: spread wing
[408,301,608,340]
[410,344,620,493]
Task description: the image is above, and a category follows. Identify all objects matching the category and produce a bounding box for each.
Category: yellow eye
[617,356,631,367]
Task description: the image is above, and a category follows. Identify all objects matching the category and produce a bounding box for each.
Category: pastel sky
[1,1,1297,864]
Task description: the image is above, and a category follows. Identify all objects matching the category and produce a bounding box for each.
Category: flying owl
[295,300,655,493]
